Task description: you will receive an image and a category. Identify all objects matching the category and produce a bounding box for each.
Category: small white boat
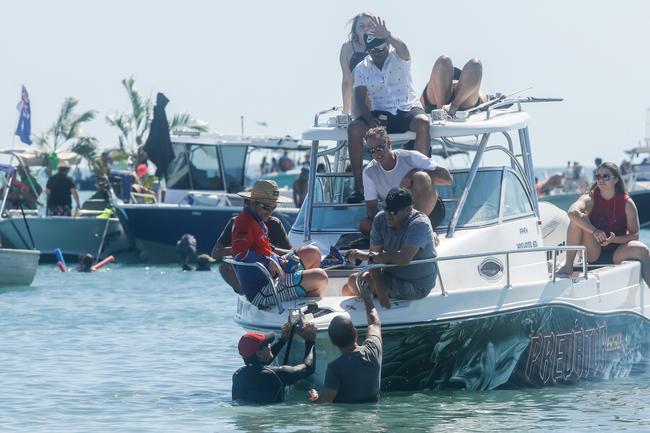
[0,150,129,260]
[232,98,650,391]
[0,248,40,286]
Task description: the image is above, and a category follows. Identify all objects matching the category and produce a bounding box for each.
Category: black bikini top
[348,42,367,72]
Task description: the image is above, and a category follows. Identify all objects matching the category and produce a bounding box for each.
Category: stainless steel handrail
[354,245,588,297]
[223,257,285,314]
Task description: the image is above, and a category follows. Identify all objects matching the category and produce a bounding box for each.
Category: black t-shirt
[217,215,291,250]
[46,173,75,208]
[232,340,316,404]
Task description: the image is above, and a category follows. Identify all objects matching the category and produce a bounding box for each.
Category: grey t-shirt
[323,334,382,403]
[370,209,437,289]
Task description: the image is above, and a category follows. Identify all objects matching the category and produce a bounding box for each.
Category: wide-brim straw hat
[238,179,292,203]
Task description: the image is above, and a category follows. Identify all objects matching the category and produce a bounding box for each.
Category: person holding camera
[307,280,381,404]
[232,321,317,404]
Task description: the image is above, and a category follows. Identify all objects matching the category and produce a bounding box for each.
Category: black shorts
[592,246,617,265]
[355,106,426,134]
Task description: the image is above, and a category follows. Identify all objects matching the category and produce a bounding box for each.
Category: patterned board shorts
[251,271,306,307]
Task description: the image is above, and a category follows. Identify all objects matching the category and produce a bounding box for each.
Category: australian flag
[15,86,32,145]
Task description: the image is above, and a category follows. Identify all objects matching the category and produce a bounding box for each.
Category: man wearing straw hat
[232,179,328,307]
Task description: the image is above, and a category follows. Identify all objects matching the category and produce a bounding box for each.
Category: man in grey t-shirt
[344,187,437,308]
[308,283,382,404]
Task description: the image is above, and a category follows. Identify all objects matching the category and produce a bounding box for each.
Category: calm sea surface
[1,230,650,433]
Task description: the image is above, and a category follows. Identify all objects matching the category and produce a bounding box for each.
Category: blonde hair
[348,12,376,43]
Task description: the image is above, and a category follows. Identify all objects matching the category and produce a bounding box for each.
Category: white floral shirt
[353,50,421,115]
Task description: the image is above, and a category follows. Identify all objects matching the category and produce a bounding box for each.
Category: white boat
[114,133,311,261]
[231,99,650,391]
[0,248,40,286]
[0,150,129,260]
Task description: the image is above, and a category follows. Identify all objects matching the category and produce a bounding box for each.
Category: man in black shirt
[45,161,81,216]
[232,321,317,404]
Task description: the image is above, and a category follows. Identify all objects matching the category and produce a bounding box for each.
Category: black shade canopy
[144,92,174,179]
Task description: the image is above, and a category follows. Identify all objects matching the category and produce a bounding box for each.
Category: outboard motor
[538,201,569,247]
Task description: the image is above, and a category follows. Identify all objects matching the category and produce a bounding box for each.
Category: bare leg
[449,58,483,115]
[347,119,369,194]
[613,241,650,287]
[557,221,601,275]
[296,245,321,269]
[219,262,241,293]
[299,268,329,296]
[424,55,454,109]
[359,217,373,237]
[368,268,391,309]
[342,272,361,296]
[410,115,431,157]
[406,171,437,216]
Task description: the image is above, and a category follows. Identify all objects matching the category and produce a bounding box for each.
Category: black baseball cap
[365,34,387,52]
[385,187,413,214]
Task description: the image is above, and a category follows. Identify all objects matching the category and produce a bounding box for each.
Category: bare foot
[556,264,576,277]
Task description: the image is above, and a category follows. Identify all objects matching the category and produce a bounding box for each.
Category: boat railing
[356,245,588,298]
[223,257,285,315]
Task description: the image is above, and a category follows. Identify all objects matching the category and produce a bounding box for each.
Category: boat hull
[0,216,128,261]
[115,204,299,262]
[0,248,40,286]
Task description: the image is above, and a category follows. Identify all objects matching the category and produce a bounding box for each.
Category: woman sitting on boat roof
[231,180,328,308]
[340,12,376,115]
[421,55,489,117]
[557,162,650,286]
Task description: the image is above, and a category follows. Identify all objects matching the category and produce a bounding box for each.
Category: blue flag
[15,85,32,145]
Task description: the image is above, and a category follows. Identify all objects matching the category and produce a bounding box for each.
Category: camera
[289,309,304,331]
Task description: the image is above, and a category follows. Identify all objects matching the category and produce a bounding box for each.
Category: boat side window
[166,143,191,189]
[188,145,224,191]
[220,146,247,193]
[438,170,501,227]
[501,170,534,220]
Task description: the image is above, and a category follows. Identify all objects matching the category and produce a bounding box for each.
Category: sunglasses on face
[368,143,386,154]
[595,173,612,181]
[257,202,276,212]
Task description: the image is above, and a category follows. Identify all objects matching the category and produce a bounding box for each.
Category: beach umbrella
[143,92,174,179]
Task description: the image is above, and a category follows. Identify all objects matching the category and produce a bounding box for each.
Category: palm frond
[169,113,209,132]
[65,110,98,141]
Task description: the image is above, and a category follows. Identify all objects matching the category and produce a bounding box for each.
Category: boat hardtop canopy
[302,109,530,142]
[0,148,82,168]
[171,132,311,151]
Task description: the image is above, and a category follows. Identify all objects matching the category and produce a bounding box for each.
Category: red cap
[238,332,275,358]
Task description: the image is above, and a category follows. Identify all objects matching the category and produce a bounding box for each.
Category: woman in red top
[558,162,650,286]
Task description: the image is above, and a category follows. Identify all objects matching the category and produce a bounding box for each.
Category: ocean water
[1,230,649,433]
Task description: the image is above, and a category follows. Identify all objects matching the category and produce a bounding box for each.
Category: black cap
[385,187,413,214]
[364,34,387,52]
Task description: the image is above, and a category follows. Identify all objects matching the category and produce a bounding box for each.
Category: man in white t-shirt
[346,16,431,204]
[359,127,452,236]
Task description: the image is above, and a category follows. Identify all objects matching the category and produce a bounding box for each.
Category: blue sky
[1,0,649,166]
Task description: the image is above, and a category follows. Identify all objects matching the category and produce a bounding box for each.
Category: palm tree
[36,97,99,175]
[106,75,208,159]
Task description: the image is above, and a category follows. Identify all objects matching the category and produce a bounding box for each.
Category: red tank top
[588,189,629,236]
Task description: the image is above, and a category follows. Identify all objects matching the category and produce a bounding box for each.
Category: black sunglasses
[595,173,612,181]
[368,143,386,154]
[257,202,277,211]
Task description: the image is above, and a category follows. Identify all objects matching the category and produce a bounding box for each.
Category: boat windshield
[292,167,533,234]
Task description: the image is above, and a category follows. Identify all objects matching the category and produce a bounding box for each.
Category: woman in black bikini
[339,12,376,115]
[421,55,489,117]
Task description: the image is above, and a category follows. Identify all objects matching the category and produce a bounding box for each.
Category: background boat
[0,248,40,286]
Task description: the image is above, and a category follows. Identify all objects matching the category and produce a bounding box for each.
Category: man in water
[308,281,381,403]
[46,160,81,216]
[232,321,317,404]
